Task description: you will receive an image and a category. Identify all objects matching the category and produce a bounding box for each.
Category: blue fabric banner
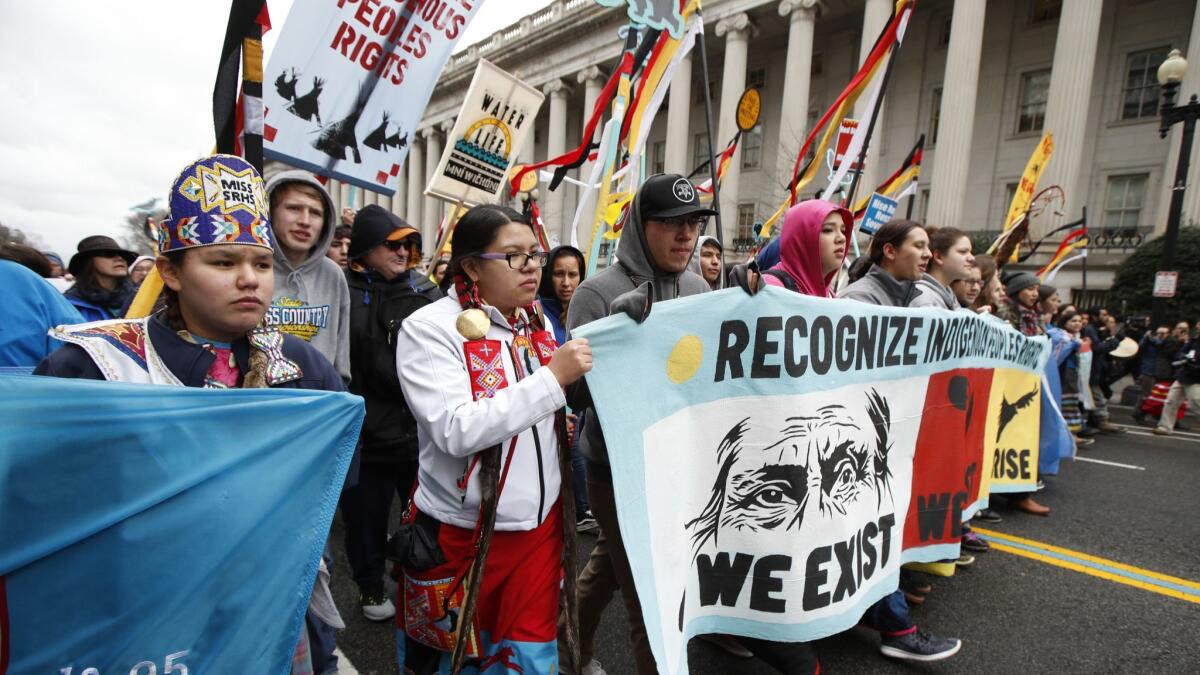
[573,287,1048,674]
[0,375,363,675]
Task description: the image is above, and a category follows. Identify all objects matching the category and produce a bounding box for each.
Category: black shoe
[880,629,962,662]
[974,509,1003,524]
[1079,426,1099,438]
[1132,412,1147,424]
[576,510,599,533]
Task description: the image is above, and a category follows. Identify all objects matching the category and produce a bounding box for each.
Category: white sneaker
[581,659,607,675]
[360,593,395,622]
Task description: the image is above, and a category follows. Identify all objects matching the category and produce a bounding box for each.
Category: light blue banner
[0,375,363,675]
[575,287,1048,674]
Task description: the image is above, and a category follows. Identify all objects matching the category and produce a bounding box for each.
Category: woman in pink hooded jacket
[760,199,853,296]
[756,198,964,664]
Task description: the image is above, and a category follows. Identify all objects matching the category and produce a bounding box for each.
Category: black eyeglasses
[656,215,707,231]
[476,251,550,269]
[384,238,415,251]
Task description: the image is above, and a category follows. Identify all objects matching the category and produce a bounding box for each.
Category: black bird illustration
[996,386,1039,442]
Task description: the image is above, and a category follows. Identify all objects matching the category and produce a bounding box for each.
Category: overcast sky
[0,0,552,258]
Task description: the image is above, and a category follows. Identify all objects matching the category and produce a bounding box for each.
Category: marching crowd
[3,154,1200,675]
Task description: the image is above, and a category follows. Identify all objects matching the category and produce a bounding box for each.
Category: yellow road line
[986,541,1200,605]
[973,527,1200,592]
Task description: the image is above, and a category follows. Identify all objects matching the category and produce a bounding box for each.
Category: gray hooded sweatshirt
[837,264,920,307]
[688,235,724,290]
[264,170,351,383]
[567,189,711,479]
[912,272,961,310]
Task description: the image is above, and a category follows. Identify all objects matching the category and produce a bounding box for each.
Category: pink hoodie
[763,199,854,297]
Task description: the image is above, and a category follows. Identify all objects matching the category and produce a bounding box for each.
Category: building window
[1029,0,1062,23]
[1103,174,1148,231]
[937,16,952,48]
[1122,48,1170,120]
[1004,182,1019,211]
[919,188,931,222]
[928,88,943,145]
[737,203,757,241]
[747,67,766,91]
[652,140,666,175]
[1016,69,1051,134]
[811,52,824,77]
[692,132,710,176]
[742,124,763,170]
[695,81,717,106]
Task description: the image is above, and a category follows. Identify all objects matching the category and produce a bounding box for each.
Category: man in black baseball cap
[563,173,717,673]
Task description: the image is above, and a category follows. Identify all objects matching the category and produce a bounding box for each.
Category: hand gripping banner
[572,288,1049,674]
[0,376,363,675]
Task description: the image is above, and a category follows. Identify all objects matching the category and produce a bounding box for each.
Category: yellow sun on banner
[667,334,703,384]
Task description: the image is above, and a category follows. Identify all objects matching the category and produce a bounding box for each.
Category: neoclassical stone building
[329,0,1200,301]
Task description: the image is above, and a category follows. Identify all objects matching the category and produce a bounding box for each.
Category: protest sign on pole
[425,59,545,207]
[262,2,482,194]
[860,192,898,235]
[573,288,1048,674]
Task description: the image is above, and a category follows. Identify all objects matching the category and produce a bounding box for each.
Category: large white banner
[263,1,483,194]
[425,59,543,206]
[573,287,1050,674]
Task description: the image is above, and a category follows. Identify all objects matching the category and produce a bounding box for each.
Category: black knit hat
[348,205,419,260]
[1003,271,1040,297]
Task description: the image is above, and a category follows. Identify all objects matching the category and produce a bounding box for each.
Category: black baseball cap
[639,173,719,221]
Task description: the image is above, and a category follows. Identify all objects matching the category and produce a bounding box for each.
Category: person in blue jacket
[0,244,83,367]
[34,154,349,675]
[63,235,139,321]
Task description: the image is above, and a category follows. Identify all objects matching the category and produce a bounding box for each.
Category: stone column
[777,0,819,201]
[715,13,755,233]
[853,0,892,199]
[575,66,606,246]
[393,166,407,219]
[927,0,986,228]
[543,79,570,243]
[1158,1,1200,231]
[423,126,444,258]
[327,178,341,213]
[1040,0,1103,225]
[406,133,425,247]
[665,52,694,174]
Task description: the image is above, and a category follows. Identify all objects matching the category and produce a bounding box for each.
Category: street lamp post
[1154,49,1200,326]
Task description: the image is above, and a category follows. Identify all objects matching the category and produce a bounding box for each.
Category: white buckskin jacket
[395,295,565,531]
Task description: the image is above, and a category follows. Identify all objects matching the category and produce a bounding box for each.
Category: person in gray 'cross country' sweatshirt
[264,170,351,384]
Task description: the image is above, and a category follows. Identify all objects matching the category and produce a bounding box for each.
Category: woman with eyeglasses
[393,204,592,674]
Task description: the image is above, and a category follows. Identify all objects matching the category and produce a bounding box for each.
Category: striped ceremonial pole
[238,4,269,172]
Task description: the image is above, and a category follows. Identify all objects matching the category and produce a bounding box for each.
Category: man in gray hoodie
[567,173,714,674]
[264,170,351,383]
[264,170,351,675]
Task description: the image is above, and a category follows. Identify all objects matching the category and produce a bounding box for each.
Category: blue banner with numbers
[0,375,362,675]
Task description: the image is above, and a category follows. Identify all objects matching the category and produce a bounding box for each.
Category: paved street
[328,405,1200,674]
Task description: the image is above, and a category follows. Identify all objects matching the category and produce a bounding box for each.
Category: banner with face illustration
[574,287,1049,674]
[263,1,482,193]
